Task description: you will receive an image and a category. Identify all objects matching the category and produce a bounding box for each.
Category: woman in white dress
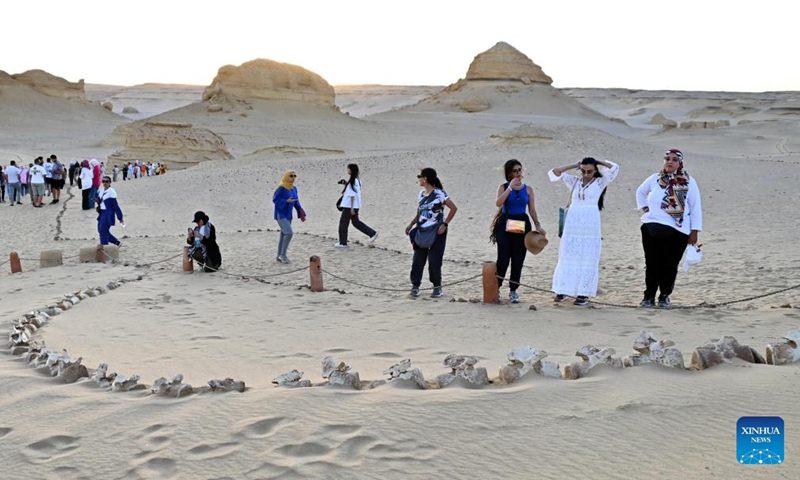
[548,157,619,306]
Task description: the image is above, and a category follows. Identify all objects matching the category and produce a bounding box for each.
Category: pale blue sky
[3,0,797,91]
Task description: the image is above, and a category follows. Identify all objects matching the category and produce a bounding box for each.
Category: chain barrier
[320,267,483,293]
[501,275,800,310]
[4,246,799,308]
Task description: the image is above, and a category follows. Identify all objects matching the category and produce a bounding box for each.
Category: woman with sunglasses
[490,159,545,304]
[272,169,306,263]
[549,157,619,306]
[334,163,379,248]
[636,149,702,308]
[95,175,125,248]
[404,167,457,298]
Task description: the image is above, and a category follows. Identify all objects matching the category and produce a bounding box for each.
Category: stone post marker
[309,256,323,292]
[183,246,193,272]
[40,250,64,268]
[482,261,499,304]
[9,252,22,274]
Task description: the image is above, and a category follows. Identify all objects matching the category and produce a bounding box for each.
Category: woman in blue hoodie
[96,176,125,247]
[272,170,306,263]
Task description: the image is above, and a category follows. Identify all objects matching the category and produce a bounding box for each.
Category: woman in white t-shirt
[334,164,378,248]
[404,167,458,299]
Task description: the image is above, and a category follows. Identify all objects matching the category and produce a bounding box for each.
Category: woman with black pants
[491,159,545,303]
[405,168,457,299]
[636,149,703,308]
[334,164,379,248]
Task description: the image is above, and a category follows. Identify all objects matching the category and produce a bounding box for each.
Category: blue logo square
[737,416,784,464]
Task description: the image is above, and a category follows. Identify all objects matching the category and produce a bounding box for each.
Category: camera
[337,179,347,185]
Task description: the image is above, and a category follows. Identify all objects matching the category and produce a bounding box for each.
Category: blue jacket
[273,186,304,220]
[97,189,124,225]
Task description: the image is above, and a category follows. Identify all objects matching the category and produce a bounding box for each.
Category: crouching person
[187,211,222,272]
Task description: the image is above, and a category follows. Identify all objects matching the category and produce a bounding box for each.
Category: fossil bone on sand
[690,336,766,370]
[383,358,428,389]
[564,345,620,380]
[321,356,361,389]
[622,331,685,369]
[152,374,194,398]
[272,369,312,387]
[499,346,561,384]
[438,354,490,387]
[207,378,246,393]
[766,331,800,365]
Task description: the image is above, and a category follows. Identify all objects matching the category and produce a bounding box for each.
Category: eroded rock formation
[5,69,87,101]
[465,42,553,84]
[105,121,233,169]
[202,59,335,107]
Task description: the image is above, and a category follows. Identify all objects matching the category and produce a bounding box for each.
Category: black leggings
[81,189,92,210]
[641,223,689,299]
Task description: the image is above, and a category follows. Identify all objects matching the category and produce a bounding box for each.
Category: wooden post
[9,252,22,274]
[309,255,323,292]
[183,246,194,272]
[95,245,105,263]
[482,261,499,304]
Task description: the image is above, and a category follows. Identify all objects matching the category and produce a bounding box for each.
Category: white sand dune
[2,75,800,479]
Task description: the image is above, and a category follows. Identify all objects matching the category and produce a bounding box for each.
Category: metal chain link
[321,267,483,292]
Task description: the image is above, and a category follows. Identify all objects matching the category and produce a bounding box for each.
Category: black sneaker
[639,297,655,308]
[657,295,671,308]
[573,296,589,306]
[410,287,420,298]
[554,294,566,302]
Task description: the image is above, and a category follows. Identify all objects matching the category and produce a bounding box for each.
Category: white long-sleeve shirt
[80,167,93,190]
[340,178,363,209]
[636,174,703,235]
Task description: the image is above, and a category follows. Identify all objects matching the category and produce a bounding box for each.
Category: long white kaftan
[549,162,619,297]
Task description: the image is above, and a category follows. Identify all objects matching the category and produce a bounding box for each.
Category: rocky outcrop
[122,106,139,114]
[650,113,677,128]
[105,121,233,169]
[465,42,553,84]
[202,59,335,107]
[8,69,87,101]
[101,101,113,111]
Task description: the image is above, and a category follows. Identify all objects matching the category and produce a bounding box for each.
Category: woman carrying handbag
[334,163,379,248]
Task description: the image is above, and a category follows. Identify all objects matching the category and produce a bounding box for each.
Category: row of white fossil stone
[6,279,800,394]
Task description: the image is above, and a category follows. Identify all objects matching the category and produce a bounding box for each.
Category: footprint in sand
[22,435,81,463]
[186,442,239,460]
[238,417,289,439]
[127,457,178,478]
[274,442,331,457]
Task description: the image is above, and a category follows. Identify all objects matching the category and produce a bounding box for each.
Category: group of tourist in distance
[270,148,702,307]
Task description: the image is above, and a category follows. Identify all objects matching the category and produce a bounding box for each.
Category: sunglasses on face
[102,180,111,183]
[289,174,297,178]
[417,175,424,179]
[512,168,523,173]
[664,157,680,162]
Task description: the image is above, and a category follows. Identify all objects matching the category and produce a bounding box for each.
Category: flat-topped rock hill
[202,59,335,107]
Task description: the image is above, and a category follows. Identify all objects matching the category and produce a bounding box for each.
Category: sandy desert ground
[2,47,800,479]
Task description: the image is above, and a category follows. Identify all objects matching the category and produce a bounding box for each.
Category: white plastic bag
[682,244,703,273]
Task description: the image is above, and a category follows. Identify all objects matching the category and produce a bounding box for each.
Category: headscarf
[658,149,690,227]
[279,170,296,191]
[89,158,99,167]
[81,159,90,169]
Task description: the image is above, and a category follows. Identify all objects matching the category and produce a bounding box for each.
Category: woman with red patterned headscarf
[636,149,703,308]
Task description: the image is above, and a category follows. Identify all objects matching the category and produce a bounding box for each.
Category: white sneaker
[333,243,347,248]
[369,232,379,244]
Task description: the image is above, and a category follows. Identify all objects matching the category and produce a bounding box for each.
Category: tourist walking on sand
[491,159,546,304]
[89,159,102,203]
[405,167,458,298]
[636,149,702,308]
[113,164,120,182]
[68,161,78,187]
[96,176,124,247]
[334,163,379,248]
[80,160,94,210]
[50,155,64,204]
[19,163,30,201]
[272,169,306,263]
[0,165,6,203]
[549,157,619,306]
[4,161,22,205]
[29,158,47,208]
